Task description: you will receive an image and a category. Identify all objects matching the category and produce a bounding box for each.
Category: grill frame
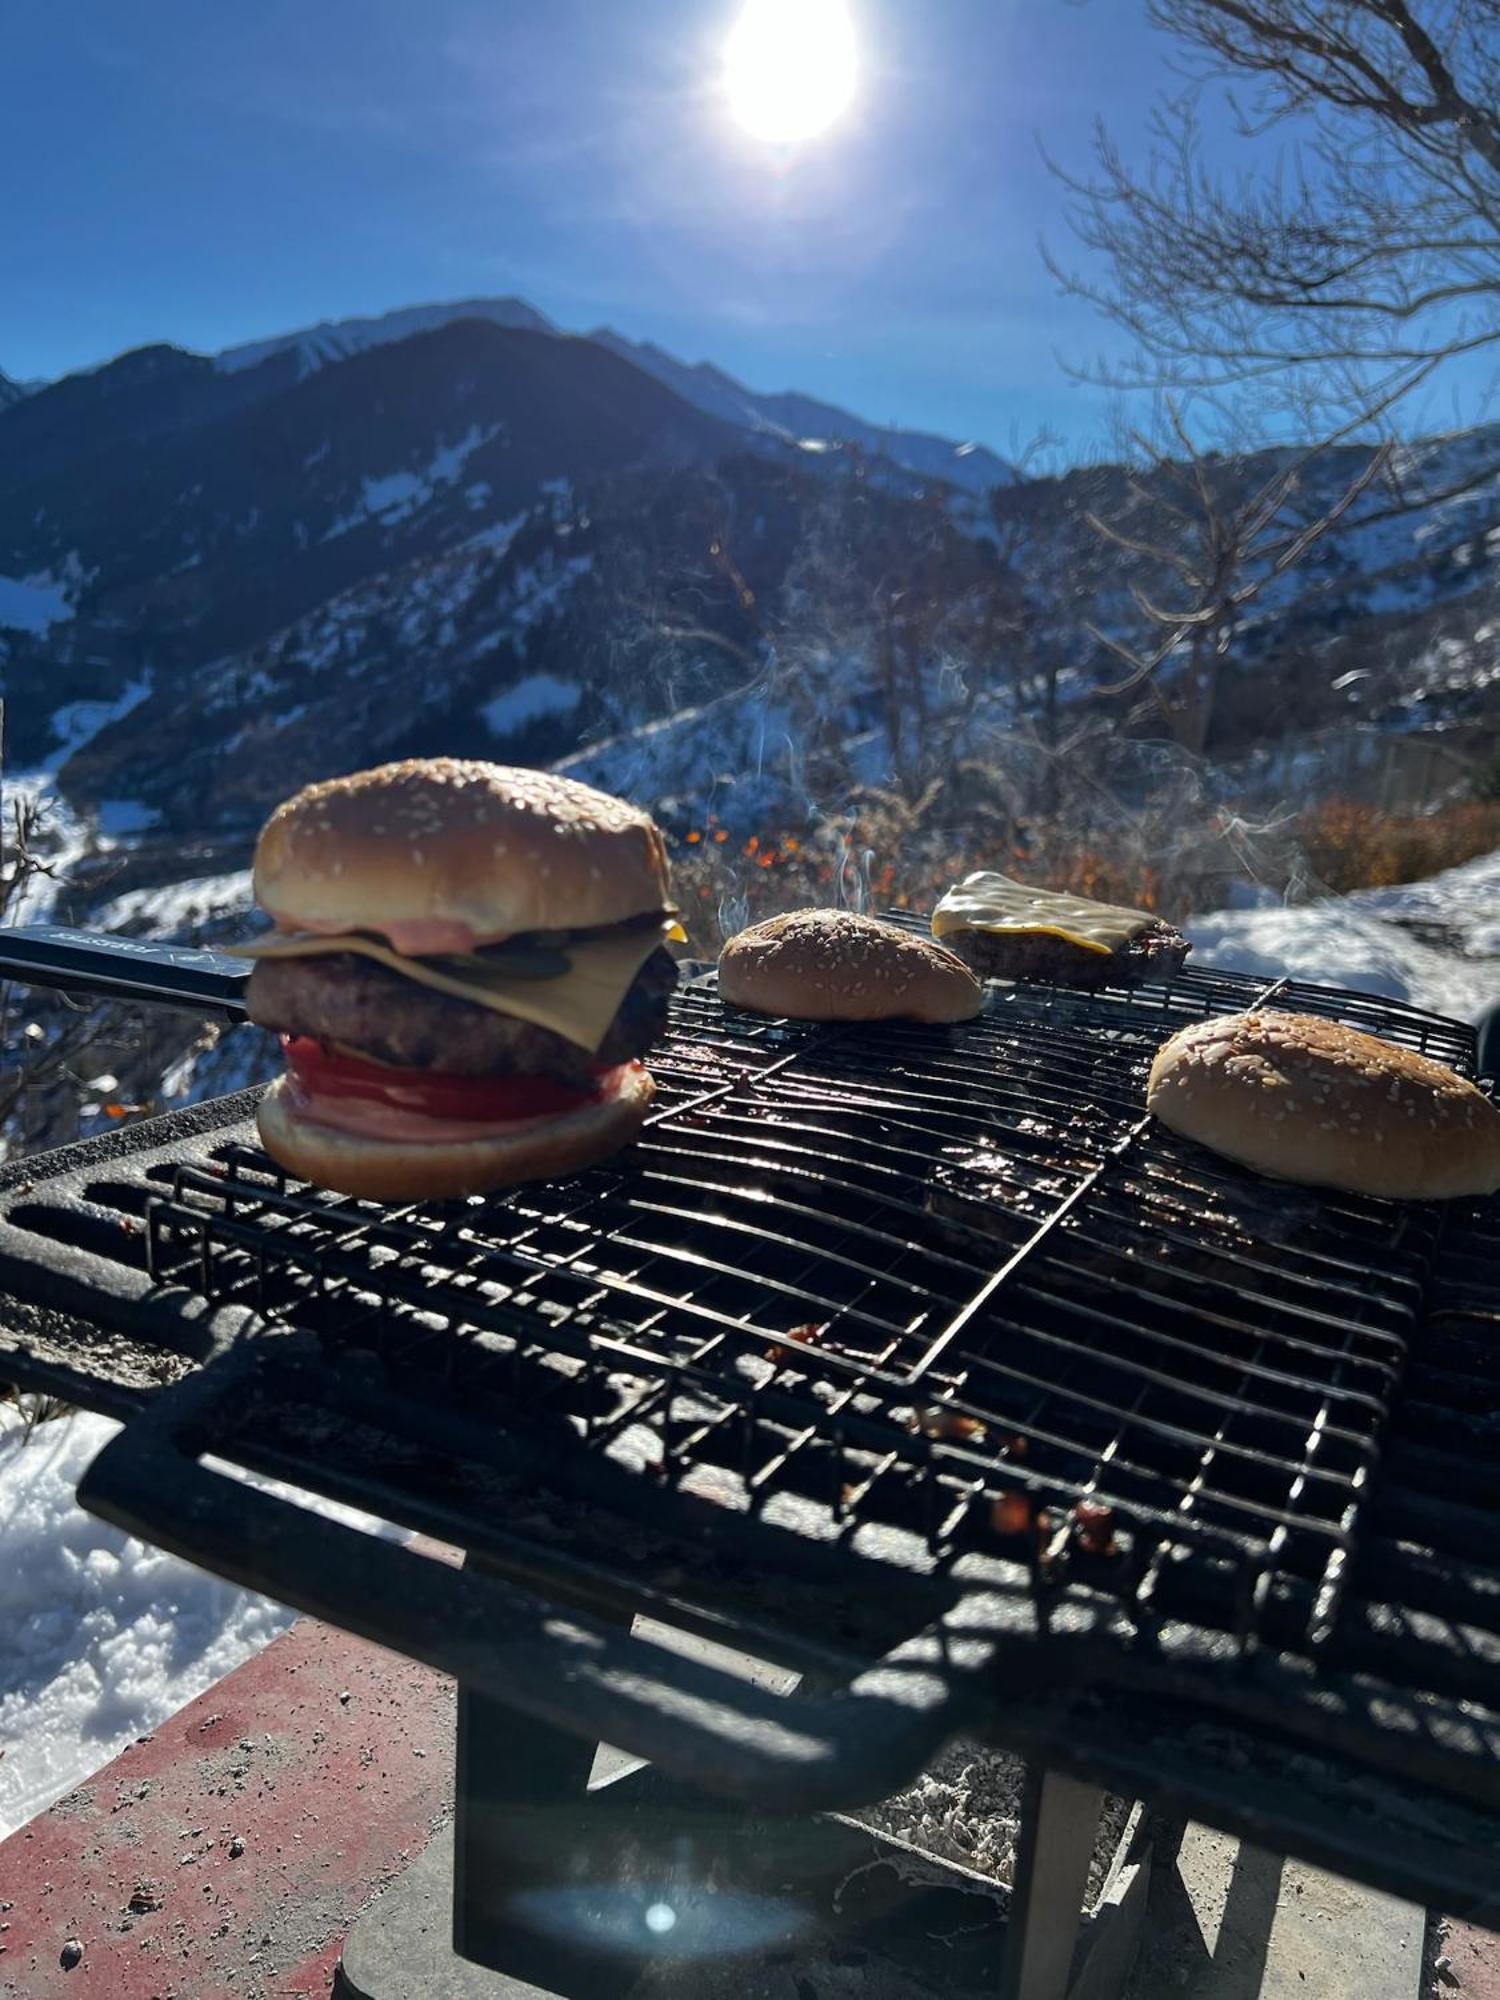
[2,958,1498,1914]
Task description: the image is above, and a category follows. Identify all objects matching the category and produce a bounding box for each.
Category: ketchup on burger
[233,758,680,1201]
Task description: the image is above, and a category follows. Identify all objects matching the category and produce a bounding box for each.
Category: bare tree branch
[1048,0,1500,433]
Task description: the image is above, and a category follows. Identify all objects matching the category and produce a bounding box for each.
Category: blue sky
[0,2,1482,460]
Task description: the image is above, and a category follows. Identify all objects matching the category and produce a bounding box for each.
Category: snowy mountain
[213,295,558,379]
[590,328,1018,495]
[0,318,741,759]
[197,295,1018,494]
[3,292,1499,863]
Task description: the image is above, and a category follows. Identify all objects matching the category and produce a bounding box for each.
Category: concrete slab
[1124,1823,1422,2000]
[0,1617,453,2000]
[1434,1915,1500,1997]
[338,1816,1018,1999]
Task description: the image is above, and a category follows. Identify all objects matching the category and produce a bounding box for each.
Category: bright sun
[724,0,858,145]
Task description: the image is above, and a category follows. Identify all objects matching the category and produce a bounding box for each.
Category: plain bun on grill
[254,758,672,944]
[718,910,983,1023]
[1147,1011,1500,1201]
[256,1061,656,1203]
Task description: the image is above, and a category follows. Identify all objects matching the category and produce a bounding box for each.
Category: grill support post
[999,1766,1106,2000]
[339,1577,1125,1998]
[452,1675,605,1978]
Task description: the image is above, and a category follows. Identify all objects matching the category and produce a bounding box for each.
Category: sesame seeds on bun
[718,910,984,1024]
[1147,1011,1500,1201]
[253,759,672,946]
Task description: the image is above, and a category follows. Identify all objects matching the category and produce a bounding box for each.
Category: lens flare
[723,0,858,145]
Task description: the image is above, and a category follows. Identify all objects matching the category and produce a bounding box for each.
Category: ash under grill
[2,956,1499,1900]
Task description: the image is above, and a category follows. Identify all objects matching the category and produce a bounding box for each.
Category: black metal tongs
[0,925,721,1024]
[0,924,251,1021]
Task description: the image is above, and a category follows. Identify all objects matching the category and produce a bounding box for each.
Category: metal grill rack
[128,970,1450,1664]
[1,953,1498,1952]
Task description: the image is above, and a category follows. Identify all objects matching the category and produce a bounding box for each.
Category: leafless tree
[1086,393,1402,752]
[1050,1,1499,459]
[0,794,136,1159]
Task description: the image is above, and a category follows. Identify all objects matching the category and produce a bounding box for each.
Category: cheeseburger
[235,759,680,1200]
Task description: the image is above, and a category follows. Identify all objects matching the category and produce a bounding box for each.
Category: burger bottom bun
[719,909,982,1023]
[1147,1010,1500,1201]
[255,1063,655,1202]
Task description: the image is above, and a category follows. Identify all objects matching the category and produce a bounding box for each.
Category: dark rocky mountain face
[0,320,741,764]
[2,308,1497,853]
[58,448,897,832]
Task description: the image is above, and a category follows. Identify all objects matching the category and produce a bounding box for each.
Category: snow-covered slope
[213,294,557,378]
[1191,845,1500,1024]
[0,570,74,634]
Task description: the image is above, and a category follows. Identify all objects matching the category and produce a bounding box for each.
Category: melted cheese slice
[931,872,1154,956]
[231,918,682,1055]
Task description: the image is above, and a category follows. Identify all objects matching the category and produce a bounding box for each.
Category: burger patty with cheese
[246,926,676,1084]
[932,871,1188,989]
[233,758,681,1202]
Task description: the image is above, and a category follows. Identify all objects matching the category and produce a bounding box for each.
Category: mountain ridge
[19,293,1020,496]
[213,296,558,379]
[0,368,37,411]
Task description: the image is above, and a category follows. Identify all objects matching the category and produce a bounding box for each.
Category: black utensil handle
[76,1351,986,1812]
[0,925,250,1019]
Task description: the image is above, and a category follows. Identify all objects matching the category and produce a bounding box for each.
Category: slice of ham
[262,910,481,955]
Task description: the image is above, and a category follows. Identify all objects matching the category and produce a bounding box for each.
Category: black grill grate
[41,960,1472,1667]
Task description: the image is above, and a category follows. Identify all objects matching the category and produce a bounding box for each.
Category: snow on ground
[323,423,504,537]
[4,679,155,923]
[1190,844,1500,1024]
[213,296,554,377]
[160,1019,280,1106]
[47,678,153,761]
[0,1404,409,1838]
[0,572,72,634]
[93,869,255,938]
[480,671,582,739]
[96,797,162,836]
[1353,842,1500,956]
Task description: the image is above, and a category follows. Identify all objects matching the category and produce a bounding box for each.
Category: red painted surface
[0,1617,454,2000]
[1440,1917,1500,1997]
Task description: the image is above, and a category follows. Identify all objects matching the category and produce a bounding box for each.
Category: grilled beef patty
[945,921,1188,990]
[248,946,678,1084]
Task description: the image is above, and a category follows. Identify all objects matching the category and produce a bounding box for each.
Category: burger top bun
[1147,1010,1500,1201]
[254,759,671,944]
[719,910,983,1024]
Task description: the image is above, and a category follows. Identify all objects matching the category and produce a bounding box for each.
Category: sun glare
[724,0,857,146]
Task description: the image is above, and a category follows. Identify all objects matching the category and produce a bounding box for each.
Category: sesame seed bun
[718,910,983,1024]
[253,759,671,944]
[256,1060,656,1202]
[1147,1012,1500,1201]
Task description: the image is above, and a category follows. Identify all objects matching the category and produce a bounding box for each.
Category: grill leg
[998,1764,1104,2000]
[452,1676,603,1973]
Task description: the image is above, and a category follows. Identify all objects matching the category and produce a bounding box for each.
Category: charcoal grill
[1,921,1499,1995]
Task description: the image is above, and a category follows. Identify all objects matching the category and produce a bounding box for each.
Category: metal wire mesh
[103,959,1481,1658]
